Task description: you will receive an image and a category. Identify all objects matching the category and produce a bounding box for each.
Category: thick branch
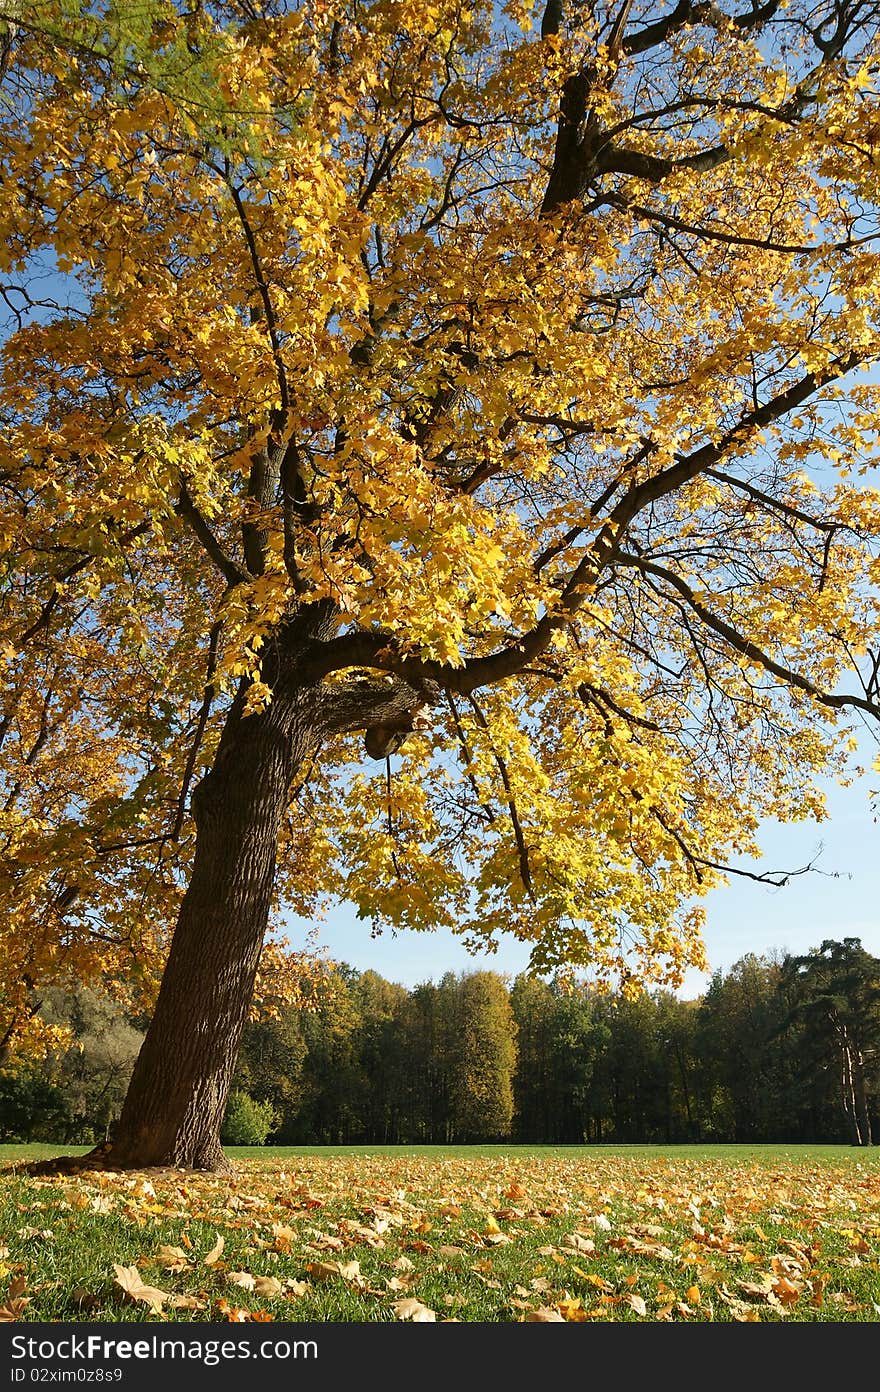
[319,674,441,754]
[298,352,865,695]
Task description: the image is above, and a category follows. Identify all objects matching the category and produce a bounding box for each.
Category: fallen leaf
[563,1232,596,1254]
[253,1275,283,1298]
[203,1234,225,1266]
[114,1264,203,1313]
[0,1299,30,1322]
[392,1298,436,1322]
[216,1298,251,1322]
[113,1264,173,1314]
[157,1245,190,1272]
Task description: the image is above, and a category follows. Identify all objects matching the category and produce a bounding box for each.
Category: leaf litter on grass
[1,1151,879,1322]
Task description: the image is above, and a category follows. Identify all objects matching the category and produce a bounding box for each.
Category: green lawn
[1,1141,873,1163]
[1,1144,878,1322]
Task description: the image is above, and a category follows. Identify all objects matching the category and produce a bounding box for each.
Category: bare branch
[615,551,880,718]
[466,694,534,899]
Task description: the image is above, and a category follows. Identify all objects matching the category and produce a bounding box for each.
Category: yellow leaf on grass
[114,1264,204,1313]
[254,1275,283,1298]
[771,1276,803,1306]
[203,1234,225,1266]
[392,1298,436,1322]
[157,1245,190,1272]
[113,1264,172,1313]
[0,1299,30,1322]
[114,1264,169,1311]
[563,1233,595,1254]
[216,1299,250,1322]
[0,1277,29,1322]
[525,1307,565,1321]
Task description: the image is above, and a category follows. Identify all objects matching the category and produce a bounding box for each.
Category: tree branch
[615,551,880,718]
[176,480,248,586]
[466,693,534,899]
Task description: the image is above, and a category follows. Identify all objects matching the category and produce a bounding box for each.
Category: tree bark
[93,608,438,1171]
[853,1047,873,1147]
[107,684,317,1169]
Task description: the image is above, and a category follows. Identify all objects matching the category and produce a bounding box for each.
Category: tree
[233,1005,309,1138]
[4,0,880,1167]
[38,984,144,1143]
[777,938,880,1144]
[694,953,792,1140]
[349,969,410,1142]
[447,971,517,1139]
[220,1089,278,1146]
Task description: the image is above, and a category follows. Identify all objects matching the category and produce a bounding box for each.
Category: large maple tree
[2,0,880,1167]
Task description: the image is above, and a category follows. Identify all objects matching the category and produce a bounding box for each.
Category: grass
[1,1141,866,1163]
[1,1144,879,1322]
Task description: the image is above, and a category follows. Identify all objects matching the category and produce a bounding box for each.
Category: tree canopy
[2,0,880,1162]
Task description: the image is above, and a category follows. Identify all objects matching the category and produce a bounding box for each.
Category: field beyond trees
[1,1146,878,1323]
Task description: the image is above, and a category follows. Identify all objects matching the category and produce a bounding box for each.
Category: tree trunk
[54,589,439,1175]
[107,686,316,1169]
[840,1033,863,1146]
[853,1047,873,1147]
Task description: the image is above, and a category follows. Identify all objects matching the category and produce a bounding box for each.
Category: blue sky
[287,756,880,995]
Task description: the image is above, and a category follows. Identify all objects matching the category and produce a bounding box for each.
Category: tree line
[1,937,877,1148]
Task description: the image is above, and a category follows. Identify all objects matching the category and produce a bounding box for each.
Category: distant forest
[1,937,878,1147]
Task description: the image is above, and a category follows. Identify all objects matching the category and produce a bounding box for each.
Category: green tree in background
[694,954,791,1141]
[777,939,880,1146]
[447,972,517,1141]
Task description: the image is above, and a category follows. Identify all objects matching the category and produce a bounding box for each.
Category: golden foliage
[2,0,880,1042]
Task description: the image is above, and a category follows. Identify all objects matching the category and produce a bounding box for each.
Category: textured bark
[99,609,439,1170]
[107,687,317,1169]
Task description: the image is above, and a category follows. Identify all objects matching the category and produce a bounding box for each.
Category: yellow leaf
[113,1264,171,1313]
[156,1245,190,1272]
[253,1275,283,1298]
[392,1298,437,1322]
[203,1234,225,1266]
